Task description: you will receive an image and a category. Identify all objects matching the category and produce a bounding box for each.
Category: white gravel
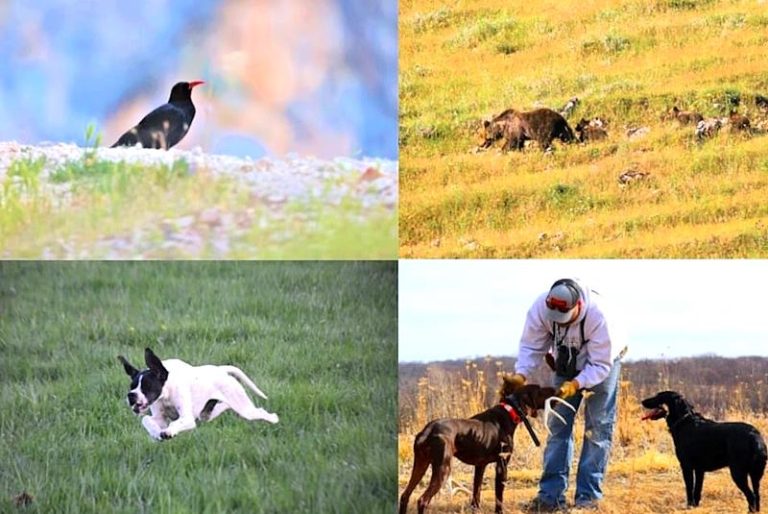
[0,141,398,258]
[0,141,397,209]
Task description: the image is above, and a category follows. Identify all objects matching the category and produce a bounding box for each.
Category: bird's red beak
[189,80,205,89]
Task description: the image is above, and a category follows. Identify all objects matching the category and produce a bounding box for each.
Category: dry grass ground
[399,0,768,257]
[399,378,768,513]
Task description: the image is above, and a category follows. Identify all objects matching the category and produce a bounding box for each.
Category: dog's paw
[160,431,174,440]
[146,429,163,441]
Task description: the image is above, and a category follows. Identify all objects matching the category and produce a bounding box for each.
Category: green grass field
[0,261,397,513]
[400,0,768,257]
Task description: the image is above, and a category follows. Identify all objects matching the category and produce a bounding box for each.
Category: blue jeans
[537,359,621,507]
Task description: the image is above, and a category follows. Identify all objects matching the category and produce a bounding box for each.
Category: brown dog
[399,382,556,514]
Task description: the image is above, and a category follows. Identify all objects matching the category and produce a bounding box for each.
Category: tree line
[399,355,768,432]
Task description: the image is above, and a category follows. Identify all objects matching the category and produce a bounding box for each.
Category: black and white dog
[118,348,279,440]
[642,391,766,512]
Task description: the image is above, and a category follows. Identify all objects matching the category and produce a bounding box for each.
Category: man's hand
[557,379,580,399]
[504,373,526,392]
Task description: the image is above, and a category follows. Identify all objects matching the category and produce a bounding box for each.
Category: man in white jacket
[509,278,626,511]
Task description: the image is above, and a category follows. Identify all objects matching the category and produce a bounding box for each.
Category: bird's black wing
[111,128,140,148]
[137,103,191,149]
[112,103,192,149]
[135,103,187,132]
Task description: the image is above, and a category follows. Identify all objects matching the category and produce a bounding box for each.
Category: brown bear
[728,112,751,133]
[480,108,575,152]
[666,106,703,125]
[575,118,608,142]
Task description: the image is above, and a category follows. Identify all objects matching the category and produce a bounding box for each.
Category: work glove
[504,373,526,392]
[557,379,580,399]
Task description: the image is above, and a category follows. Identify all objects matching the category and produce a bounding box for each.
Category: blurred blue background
[0,0,397,159]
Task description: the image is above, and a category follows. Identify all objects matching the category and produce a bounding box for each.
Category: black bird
[111,80,204,149]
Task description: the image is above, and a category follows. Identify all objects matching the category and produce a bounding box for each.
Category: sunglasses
[546,296,576,313]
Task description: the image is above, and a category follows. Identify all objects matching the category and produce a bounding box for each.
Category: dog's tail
[221,366,269,400]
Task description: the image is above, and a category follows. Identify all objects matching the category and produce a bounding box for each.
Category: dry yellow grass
[399,373,768,513]
[400,0,768,257]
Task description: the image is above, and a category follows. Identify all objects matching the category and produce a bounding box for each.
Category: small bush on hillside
[663,0,716,10]
[410,8,454,34]
[747,15,768,27]
[706,13,747,29]
[496,42,518,55]
[580,33,633,56]
[448,11,528,51]
[450,17,514,48]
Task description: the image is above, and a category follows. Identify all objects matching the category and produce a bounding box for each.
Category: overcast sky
[399,260,768,363]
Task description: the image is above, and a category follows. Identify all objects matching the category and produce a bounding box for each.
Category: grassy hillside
[400,0,768,257]
[0,262,397,513]
[398,362,768,513]
[0,143,396,259]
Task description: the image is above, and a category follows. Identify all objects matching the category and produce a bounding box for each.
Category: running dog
[118,347,279,441]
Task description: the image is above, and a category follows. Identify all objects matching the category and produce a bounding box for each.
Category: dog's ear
[659,391,680,406]
[676,394,694,412]
[118,356,139,378]
[144,347,168,382]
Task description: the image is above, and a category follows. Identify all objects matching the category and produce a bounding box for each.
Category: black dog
[642,391,767,512]
[399,383,555,514]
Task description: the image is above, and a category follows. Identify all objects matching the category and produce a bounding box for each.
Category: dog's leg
[221,381,279,424]
[494,456,510,514]
[161,416,197,440]
[228,400,279,424]
[693,468,705,507]
[682,465,695,507]
[142,415,167,441]
[417,441,451,514]
[471,464,487,510]
[200,400,230,422]
[158,390,197,439]
[750,467,762,512]
[730,466,758,512]
[399,449,431,514]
